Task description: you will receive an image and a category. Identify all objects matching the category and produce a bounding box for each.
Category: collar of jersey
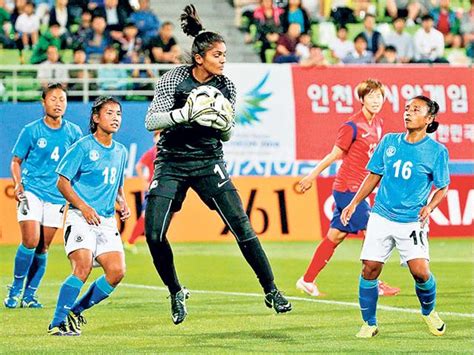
[401,134,430,146]
[91,134,115,150]
[42,118,65,132]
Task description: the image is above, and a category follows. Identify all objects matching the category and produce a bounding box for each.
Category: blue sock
[51,275,84,327]
[359,275,379,326]
[415,274,436,316]
[11,244,36,293]
[71,275,115,315]
[24,253,48,299]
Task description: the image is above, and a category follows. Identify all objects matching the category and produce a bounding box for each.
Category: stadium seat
[346,23,365,41]
[265,48,276,63]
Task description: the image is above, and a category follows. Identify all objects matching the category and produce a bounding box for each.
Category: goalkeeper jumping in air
[144,4,292,325]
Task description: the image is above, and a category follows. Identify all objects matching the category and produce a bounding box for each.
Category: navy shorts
[330,190,370,234]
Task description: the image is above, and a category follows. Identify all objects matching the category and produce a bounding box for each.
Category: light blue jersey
[56,135,128,218]
[12,118,83,204]
[367,133,450,223]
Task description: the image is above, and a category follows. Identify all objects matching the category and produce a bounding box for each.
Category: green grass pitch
[1,239,473,353]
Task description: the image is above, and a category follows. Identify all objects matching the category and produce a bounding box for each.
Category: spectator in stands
[84,14,111,63]
[130,50,154,90]
[37,45,69,87]
[11,0,27,27]
[273,22,300,63]
[413,14,448,63]
[329,25,354,63]
[301,0,324,22]
[300,44,328,67]
[115,21,143,62]
[130,0,160,45]
[15,1,39,50]
[148,21,181,64]
[0,0,15,48]
[384,16,414,63]
[98,0,127,32]
[30,21,61,63]
[460,4,473,59]
[295,31,311,60]
[97,45,128,92]
[446,34,470,65]
[253,0,283,62]
[34,0,54,26]
[49,0,73,37]
[279,0,310,34]
[342,33,374,64]
[378,45,399,63]
[358,14,384,62]
[68,47,91,97]
[430,0,460,46]
[329,0,373,25]
[71,10,92,50]
[386,0,433,26]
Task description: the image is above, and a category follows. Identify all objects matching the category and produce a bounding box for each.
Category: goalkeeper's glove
[169,88,217,124]
[192,97,235,131]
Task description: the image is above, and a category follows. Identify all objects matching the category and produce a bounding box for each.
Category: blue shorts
[330,190,370,234]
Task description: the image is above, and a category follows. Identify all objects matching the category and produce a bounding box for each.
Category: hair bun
[180,4,204,37]
[426,121,439,134]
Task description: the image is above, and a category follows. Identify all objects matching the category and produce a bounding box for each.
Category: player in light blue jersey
[341,96,450,338]
[5,83,82,309]
[47,96,130,336]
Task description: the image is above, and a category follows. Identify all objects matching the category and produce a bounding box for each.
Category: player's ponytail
[180,4,225,65]
[89,96,122,133]
[413,95,439,133]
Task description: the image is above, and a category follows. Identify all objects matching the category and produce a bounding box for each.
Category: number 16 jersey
[56,134,128,217]
[367,133,450,223]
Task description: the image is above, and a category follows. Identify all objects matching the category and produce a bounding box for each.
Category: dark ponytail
[89,96,122,133]
[412,95,440,133]
[180,4,225,65]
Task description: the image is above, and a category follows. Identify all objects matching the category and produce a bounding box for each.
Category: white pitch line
[121,283,474,319]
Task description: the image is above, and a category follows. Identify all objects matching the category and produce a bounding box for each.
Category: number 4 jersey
[12,118,83,204]
[367,133,450,223]
[56,134,128,217]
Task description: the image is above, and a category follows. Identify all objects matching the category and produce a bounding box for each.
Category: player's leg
[399,223,444,336]
[356,213,395,338]
[145,193,191,324]
[22,226,58,308]
[297,228,347,296]
[49,249,91,336]
[5,192,43,308]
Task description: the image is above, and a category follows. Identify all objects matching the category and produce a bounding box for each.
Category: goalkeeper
[144,4,292,326]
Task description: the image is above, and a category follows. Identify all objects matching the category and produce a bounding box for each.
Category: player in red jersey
[296,79,400,297]
[124,131,160,253]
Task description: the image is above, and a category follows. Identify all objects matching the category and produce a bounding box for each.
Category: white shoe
[296,276,320,296]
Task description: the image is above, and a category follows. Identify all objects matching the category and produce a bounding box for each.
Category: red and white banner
[316,176,473,238]
[292,65,474,160]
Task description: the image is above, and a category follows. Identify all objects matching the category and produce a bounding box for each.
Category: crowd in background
[236,0,474,64]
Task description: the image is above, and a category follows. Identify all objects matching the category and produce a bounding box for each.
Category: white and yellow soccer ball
[187,85,234,131]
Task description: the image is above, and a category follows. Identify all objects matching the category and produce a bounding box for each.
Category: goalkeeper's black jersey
[147,65,236,161]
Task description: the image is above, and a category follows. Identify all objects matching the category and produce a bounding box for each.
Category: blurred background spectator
[342,33,374,64]
[148,21,180,64]
[430,0,460,46]
[279,0,310,34]
[384,16,414,63]
[129,0,160,45]
[37,44,69,86]
[15,1,39,50]
[413,14,448,63]
[273,21,300,63]
[357,13,385,62]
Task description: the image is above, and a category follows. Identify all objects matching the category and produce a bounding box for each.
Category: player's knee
[227,214,255,242]
[106,267,126,286]
[361,261,382,280]
[72,264,92,282]
[410,267,430,283]
[21,238,39,249]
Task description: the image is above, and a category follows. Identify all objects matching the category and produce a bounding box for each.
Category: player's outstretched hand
[340,203,356,226]
[298,175,313,193]
[80,204,101,226]
[418,205,432,228]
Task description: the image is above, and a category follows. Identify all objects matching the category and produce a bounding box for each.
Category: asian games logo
[37,138,47,148]
[89,150,100,161]
[235,72,271,126]
[386,146,396,157]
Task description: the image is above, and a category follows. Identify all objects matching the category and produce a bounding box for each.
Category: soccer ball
[188,85,232,121]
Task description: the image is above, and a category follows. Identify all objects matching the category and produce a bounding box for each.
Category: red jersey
[333,110,383,192]
[138,146,158,183]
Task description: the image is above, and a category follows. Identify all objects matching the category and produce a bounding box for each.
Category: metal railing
[0,63,177,103]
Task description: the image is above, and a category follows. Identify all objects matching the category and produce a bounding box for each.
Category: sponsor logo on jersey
[386,146,396,157]
[89,150,100,161]
[37,138,47,148]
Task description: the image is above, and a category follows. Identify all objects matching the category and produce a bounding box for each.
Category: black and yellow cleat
[47,322,78,336]
[67,312,87,335]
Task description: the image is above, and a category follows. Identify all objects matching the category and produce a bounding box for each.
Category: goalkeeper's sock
[71,275,115,314]
[415,274,436,316]
[359,275,378,326]
[51,275,83,327]
[303,237,338,282]
[237,238,276,294]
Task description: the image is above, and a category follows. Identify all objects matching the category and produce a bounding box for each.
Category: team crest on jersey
[75,235,83,243]
[386,146,396,157]
[89,150,100,161]
[37,138,47,148]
